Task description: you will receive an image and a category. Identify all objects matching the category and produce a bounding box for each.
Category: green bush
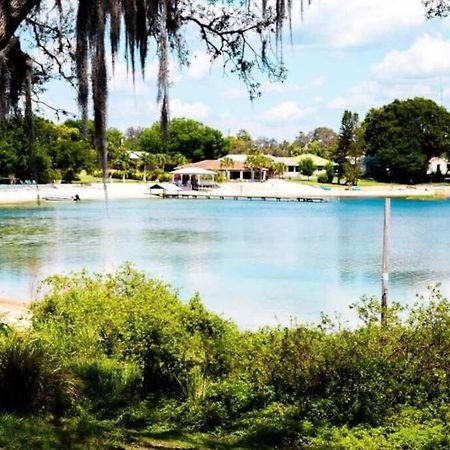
[0,334,77,416]
[13,269,450,448]
[317,172,328,183]
[31,266,239,400]
[69,358,142,407]
[158,172,172,182]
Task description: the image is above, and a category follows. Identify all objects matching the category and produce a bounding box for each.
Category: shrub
[69,358,142,407]
[317,173,328,183]
[158,172,172,182]
[0,334,78,416]
[31,266,239,400]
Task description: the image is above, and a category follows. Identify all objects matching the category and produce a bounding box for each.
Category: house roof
[171,167,216,175]
[149,182,182,192]
[296,153,333,166]
[271,156,298,166]
[222,154,247,163]
[270,154,333,167]
[179,159,259,171]
[180,160,222,171]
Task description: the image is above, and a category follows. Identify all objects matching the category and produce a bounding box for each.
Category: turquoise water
[1,198,449,327]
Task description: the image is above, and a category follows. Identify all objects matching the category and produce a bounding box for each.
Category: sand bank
[0,182,150,204]
[199,180,448,199]
[0,296,28,324]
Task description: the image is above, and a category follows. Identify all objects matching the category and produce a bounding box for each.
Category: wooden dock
[157,192,326,203]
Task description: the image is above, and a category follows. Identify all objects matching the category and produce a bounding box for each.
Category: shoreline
[0,180,448,205]
[0,296,29,324]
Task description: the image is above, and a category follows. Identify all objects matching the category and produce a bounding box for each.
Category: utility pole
[381,198,391,324]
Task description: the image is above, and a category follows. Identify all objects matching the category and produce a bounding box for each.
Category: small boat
[43,194,80,202]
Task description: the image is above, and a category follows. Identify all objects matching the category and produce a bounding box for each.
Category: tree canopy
[0,0,309,187]
[0,115,95,182]
[363,98,450,183]
[139,118,229,161]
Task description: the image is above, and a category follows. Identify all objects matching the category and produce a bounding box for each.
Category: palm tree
[220,156,235,180]
[271,162,287,179]
[140,153,158,183]
[245,151,273,181]
[115,150,131,182]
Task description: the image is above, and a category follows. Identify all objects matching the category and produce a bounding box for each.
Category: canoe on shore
[42,195,80,202]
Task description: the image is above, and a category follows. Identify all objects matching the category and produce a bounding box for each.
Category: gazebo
[171,167,216,189]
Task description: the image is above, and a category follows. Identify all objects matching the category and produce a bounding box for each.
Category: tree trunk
[0,0,39,52]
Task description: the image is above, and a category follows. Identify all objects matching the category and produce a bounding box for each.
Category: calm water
[1,198,449,328]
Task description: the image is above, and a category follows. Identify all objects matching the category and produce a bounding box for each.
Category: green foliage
[0,333,77,416]
[69,358,142,408]
[0,116,96,183]
[1,269,450,448]
[334,110,362,184]
[139,119,229,162]
[317,172,328,183]
[364,98,450,183]
[298,157,316,178]
[325,161,335,183]
[158,172,172,182]
[31,266,239,400]
[245,150,273,180]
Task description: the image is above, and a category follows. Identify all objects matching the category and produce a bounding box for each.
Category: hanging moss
[1,0,311,186]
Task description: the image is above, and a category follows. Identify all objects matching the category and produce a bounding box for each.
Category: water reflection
[1,198,450,327]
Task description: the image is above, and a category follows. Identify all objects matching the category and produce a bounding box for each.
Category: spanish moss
[1,0,310,191]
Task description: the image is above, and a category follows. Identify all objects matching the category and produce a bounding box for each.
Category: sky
[42,0,450,141]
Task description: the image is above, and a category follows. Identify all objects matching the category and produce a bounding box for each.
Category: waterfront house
[174,153,333,182]
[176,156,268,181]
[270,154,333,179]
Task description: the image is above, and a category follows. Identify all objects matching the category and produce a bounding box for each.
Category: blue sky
[43,0,450,141]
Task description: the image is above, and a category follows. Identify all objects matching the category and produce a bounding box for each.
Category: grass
[288,177,450,190]
[0,414,274,450]
[289,177,403,188]
[75,173,102,184]
[74,173,146,184]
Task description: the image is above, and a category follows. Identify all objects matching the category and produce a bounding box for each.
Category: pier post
[381,198,391,324]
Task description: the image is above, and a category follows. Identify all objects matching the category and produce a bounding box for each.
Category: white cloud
[374,34,450,79]
[217,111,306,140]
[297,0,425,48]
[261,82,300,94]
[109,59,182,94]
[222,82,300,99]
[222,87,247,98]
[187,51,213,79]
[169,98,211,120]
[328,80,437,111]
[311,76,326,88]
[109,61,156,94]
[328,81,379,110]
[261,101,312,121]
[386,83,433,99]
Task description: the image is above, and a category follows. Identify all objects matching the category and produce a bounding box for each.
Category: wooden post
[381,198,391,324]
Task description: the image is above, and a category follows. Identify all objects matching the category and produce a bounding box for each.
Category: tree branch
[0,0,40,51]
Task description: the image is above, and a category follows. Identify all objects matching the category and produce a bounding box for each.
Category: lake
[0,197,449,328]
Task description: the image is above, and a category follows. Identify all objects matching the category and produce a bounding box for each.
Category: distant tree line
[1,97,450,184]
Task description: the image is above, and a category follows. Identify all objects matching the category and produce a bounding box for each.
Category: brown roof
[182,159,251,171]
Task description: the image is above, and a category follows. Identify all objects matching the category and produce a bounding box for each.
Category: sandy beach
[211,180,448,199]
[0,296,28,325]
[0,182,150,204]
[0,180,447,205]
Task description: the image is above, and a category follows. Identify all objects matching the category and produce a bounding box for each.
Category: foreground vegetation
[1,266,450,449]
